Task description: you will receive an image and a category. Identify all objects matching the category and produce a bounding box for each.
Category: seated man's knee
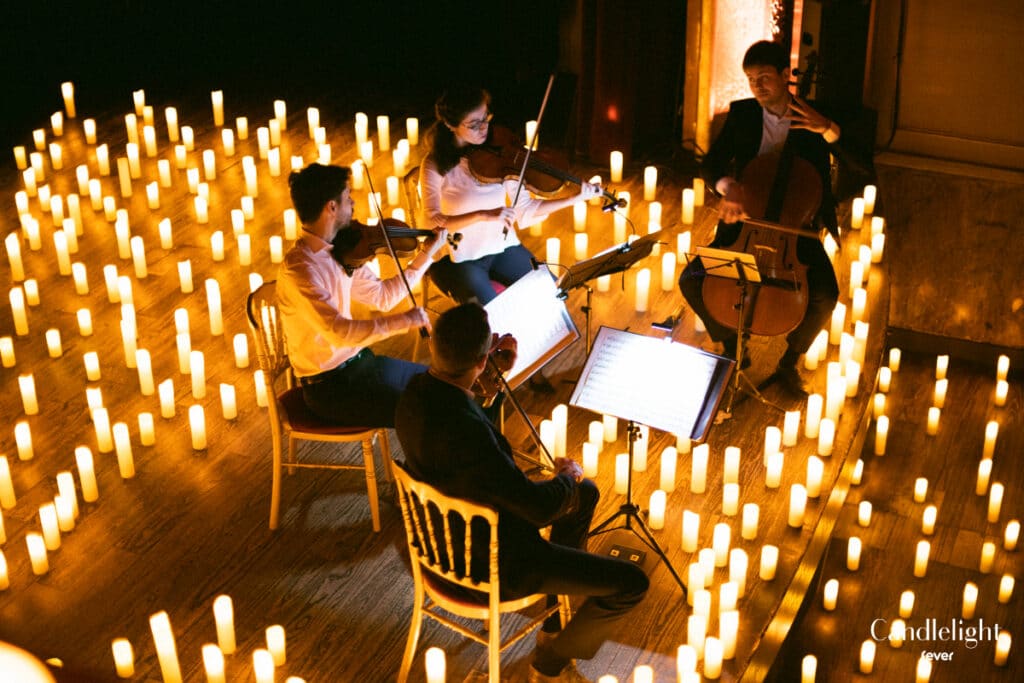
[577,479,599,514]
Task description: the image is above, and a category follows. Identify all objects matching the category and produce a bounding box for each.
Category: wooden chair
[392,463,568,683]
[246,281,390,532]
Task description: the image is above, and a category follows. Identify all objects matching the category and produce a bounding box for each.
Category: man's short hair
[432,303,492,375]
[288,163,351,224]
[743,40,789,72]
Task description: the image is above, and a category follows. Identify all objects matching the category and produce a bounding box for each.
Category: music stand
[556,233,660,352]
[570,327,734,593]
[688,246,784,419]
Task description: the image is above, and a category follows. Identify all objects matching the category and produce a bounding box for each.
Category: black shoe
[771,364,811,398]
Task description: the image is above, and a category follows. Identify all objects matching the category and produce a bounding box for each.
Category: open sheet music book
[483,268,580,390]
[570,326,733,440]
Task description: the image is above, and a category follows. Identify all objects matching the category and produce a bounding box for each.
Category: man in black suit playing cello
[679,40,842,397]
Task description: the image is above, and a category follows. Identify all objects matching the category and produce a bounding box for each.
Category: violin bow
[362,166,428,338]
[505,73,556,238]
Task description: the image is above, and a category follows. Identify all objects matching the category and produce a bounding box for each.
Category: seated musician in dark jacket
[395,303,648,683]
[679,39,842,397]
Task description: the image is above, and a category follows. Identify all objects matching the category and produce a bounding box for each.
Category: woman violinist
[419,85,603,304]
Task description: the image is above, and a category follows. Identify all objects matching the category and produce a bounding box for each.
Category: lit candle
[859,640,876,674]
[218,384,238,421]
[659,446,677,491]
[926,406,940,435]
[703,637,722,679]
[994,631,1011,667]
[719,609,738,659]
[111,422,134,479]
[765,451,783,489]
[910,477,928,503]
[15,421,33,460]
[687,612,706,653]
[873,392,886,420]
[649,490,666,530]
[634,268,650,312]
[201,645,225,683]
[150,611,183,683]
[862,185,877,214]
[177,260,193,294]
[0,337,14,368]
[916,655,932,683]
[874,415,889,456]
[254,370,269,407]
[805,393,823,439]
[191,350,206,399]
[806,456,824,498]
[425,646,445,683]
[0,458,14,510]
[691,443,708,493]
[897,590,916,618]
[817,418,835,457]
[933,378,948,409]
[681,510,699,553]
[676,230,692,262]
[608,150,623,183]
[858,501,873,527]
[1005,520,1020,551]
[729,548,748,597]
[195,196,208,223]
[212,594,235,654]
[722,483,739,516]
[977,459,993,495]
[135,348,155,395]
[983,420,999,459]
[206,279,224,335]
[995,380,1009,407]
[4,233,24,282]
[722,446,741,484]
[190,405,207,450]
[18,373,39,415]
[681,188,695,224]
[789,484,807,528]
[26,532,48,575]
[850,197,864,228]
[961,581,979,619]
[112,638,134,678]
[989,482,1004,523]
[39,502,61,549]
[159,379,176,419]
[742,503,759,540]
[713,523,731,566]
[821,578,839,611]
[914,540,930,577]
[551,403,568,462]
[254,649,275,683]
[998,575,1014,604]
[922,505,937,535]
[829,302,846,345]
[847,536,862,571]
[182,126,195,150]
[237,233,252,266]
[760,544,779,580]
[582,442,598,477]
[801,655,816,683]
[614,453,628,494]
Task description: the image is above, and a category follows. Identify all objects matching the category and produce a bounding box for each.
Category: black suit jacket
[701,98,839,239]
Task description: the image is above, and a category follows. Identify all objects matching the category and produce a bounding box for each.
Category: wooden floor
[0,89,1015,682]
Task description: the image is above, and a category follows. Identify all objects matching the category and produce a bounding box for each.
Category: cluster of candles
[108,595,305,682]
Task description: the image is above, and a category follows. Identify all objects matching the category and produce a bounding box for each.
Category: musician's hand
[423,227,448,257]
[402,307,431,333]
[490,333,518,372]
[578,181,602,202]
[719,181,748,224]
[553,457,584,483]
[487,207,517,232]
[787,95,832,136]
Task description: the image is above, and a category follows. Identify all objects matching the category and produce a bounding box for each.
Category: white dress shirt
[276,231,429,377]
[420,157,543,262]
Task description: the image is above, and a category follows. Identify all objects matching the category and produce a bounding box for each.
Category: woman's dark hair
[432,302,491,375]
[425,86,491,176]
[288,163,351,224]
[742,40,789,72]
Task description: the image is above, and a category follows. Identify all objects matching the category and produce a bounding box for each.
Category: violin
[466,124,626,212]
[472,333,517,406]
[332,217,461,270]
[700,146,822,337]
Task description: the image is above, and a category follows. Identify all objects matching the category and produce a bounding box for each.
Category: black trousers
[428,244,535,305]
[678,222,839,360]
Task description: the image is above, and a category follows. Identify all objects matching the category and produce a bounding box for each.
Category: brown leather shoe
[771,364,811,398]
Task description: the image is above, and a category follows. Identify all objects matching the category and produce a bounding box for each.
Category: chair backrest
[246,280,292,398]
[402,166,422,228]
[392,463,499,594]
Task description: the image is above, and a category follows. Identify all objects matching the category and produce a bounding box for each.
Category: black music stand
[556,233,660,353]
[570,327,734,594]
[685,246,785,419]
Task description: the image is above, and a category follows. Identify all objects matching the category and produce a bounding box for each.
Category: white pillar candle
[933,378,948,409]
[205,279,223,335]
[742,503,759,540]
[829,302,846,345]
[789,484,807,528]
[781,411,801,447]
[681,510,699,553]
[719,609,738,659]
[989,482,1004,523]
[859,640,876,674]
[728,548,748,597]
[237,233,252,266]
[850,196,864,228]
[914,540,930,577]
[703,637,722,679]
[266,624,287,666]
[55,493,75,531]
[190,404,207,450]
[659,446,677,491]
[994,631,1012,667]
[195,196,208,223]
[817,418,835,457]
[39,502,61,550]
[545,237,560,266]
[984,420,999,459]
[981,541,996,573]
[765,451,783,489]
[995,379,1009,407]
[898,590,915,618]
[642,166,657,201]
[874,415,889,455]
[191,350,206,398]
[847,536,862,571]
[1005,519,1020,551]
[150,612,183,683]
[919,505,937,537]
[137,412,155,446]
[648,490,666,529]
[111,638,135,678]
[916,654,932,682]
[763,426,782,464]
[26,532,48,575]
[693,177,705,206]
[614,453,629,494]
[551,404,567,462]
[722,483,739,516]
[933,354,949,380]
[681,188,695,224]
[0,337,13,367]
[721,446,740,485]
[582,442,598,477]
[254,370,269,407]
[912,477,928,503]
[0,457,14,509]
[201,645,225,683]
[254,649,275,683]
[608,150,623,183]
[15,421,33,460]
[18,373,39,414]
[425,646,445,683]
[998,575,1014,604]
[112,422,135,479]
[158,379,176,419]
[687,612,706,652]
[4,233,25,282]
[136,349,155,395]
[926,406,940,435]
[219,384,238,421]
[806,456,824,498]
[634,268,650,312]
[823,578,839,611]
[659,251,677,291]
[962,581,979,619]
[211,594,236,654]
[873,393,886,419]
[713,523,731,566]
[977,459,993,496]
[858,501,873,527]
[375,114,391,151]
[691,443,708,493]
[760,545,778,580]
[801,655,816,683]
[804,393,823,439]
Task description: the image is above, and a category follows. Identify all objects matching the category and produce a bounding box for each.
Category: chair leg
[362,437,381,532]
[398,583,425,683]
[286,435,298,475]
[378,429,393,483]
[488,609,501,683]
[269,423,284,530]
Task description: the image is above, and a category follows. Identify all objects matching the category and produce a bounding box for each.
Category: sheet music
[484,268,579,389]
[571,327,721,437]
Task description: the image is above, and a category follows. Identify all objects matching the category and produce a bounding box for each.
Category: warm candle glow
[713,523,731,566]
[823,578,838,611]
[765,451,783,489]
[989,482,1004,523]
[914,540,930,577]
[926,406,940,435]
[614,453,628,495]
[1005,519,1020,551]
[648,490,666,530]
[609,151,623,183]
[983,420,999,459]
[213,595,236,654]
[691,443,708,493]
[998,575,1014,604]
[994,631,1012,667]
[742,503,759,540]
[922,505,937,535]
[962,581,978,619]
[681,188,695,224]
[760,544,778,580]
[189,405,207,450]
[859,640,876,674]
[682,510,699,553]
[788,484,807,528]
[847,536,862,571]
[425,646,446,683]
[112,638,135,678]
[659,446,676,491]
[980,541,996,573]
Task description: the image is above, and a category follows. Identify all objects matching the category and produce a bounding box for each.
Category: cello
[700,142,823,337]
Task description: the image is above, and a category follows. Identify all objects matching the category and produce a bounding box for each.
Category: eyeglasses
[460,112,493,132]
